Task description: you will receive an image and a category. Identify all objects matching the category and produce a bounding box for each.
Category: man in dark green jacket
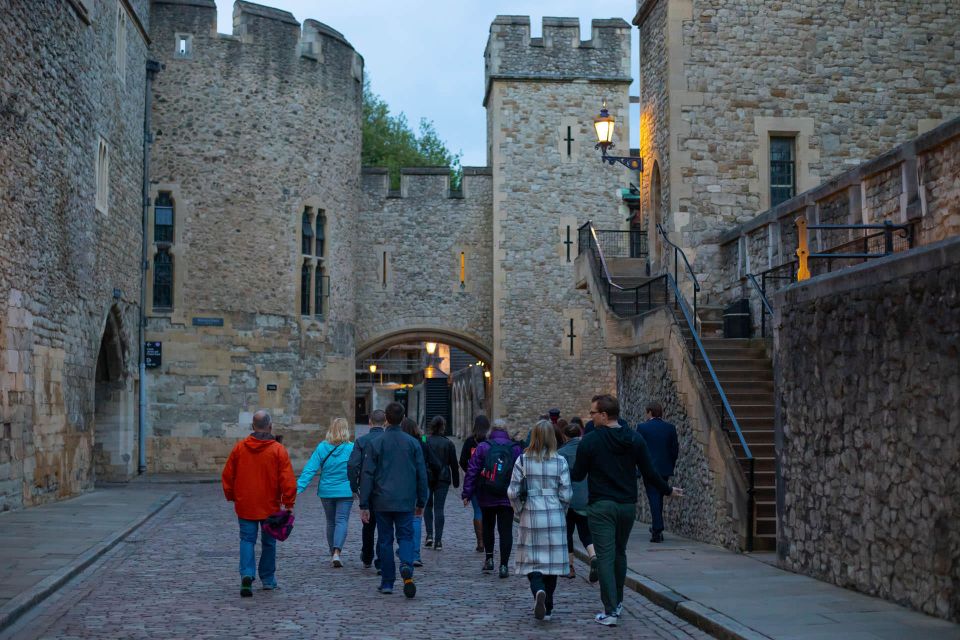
[571,394,683,627]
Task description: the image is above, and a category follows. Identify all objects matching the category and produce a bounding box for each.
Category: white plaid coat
[507,454,572,575]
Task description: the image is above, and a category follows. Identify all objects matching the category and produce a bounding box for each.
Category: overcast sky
[214,1,639,167]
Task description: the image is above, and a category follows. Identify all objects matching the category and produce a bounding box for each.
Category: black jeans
[424,482,450,542]
[361,514,379,566]
[481,505,514,566]
[527,571,558,612]
[566,509,592,552]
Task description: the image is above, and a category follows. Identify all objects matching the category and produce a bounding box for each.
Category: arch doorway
[93,306,135,481]
[355,328,492,437]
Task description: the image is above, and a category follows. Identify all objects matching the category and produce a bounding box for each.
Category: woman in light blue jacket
[297,417,355,567]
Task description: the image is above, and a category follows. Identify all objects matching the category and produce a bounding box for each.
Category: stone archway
[93,306,135,482]
[355,327,492,365]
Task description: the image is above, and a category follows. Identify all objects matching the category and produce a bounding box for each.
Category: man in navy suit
[635,402,679,543]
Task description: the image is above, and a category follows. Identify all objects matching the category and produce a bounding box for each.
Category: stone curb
[573,547,772,640]
[0,491,179,632]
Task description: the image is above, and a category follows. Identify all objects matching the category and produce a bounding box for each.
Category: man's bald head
[252,410,272,432]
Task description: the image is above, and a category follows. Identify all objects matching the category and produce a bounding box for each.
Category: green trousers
[586,500,636,615]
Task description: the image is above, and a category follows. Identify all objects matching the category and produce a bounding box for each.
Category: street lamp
[425,342,437,355]
[593,101,642,172]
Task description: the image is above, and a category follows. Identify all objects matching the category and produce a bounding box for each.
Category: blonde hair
[525,419,558,461]
[325,417,351,445]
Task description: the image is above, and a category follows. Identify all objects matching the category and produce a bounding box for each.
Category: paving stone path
[9,483,711,639]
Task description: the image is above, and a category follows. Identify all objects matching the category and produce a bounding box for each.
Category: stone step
[754,486,775,503]
[730,416,774,429]
[722,404,774,419]
[716,380,775,393]
[751,535,777,551]
[707,358,773,371]
[734,442,775,458]
[712,369,775,383]
[755,517,777,536]
[731,430,775,445]
[710,391,774,404]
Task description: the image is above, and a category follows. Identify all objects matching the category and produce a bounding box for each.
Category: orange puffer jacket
[221,434,297,521]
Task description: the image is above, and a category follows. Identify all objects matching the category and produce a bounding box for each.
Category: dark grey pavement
[2,483,710,639]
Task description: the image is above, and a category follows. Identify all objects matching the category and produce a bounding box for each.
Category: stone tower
[145,0,363,470]
[485,16,633,421]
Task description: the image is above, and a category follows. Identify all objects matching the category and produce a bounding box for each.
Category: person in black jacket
[459,415,489,552]
[635,401,680,543]
[347,409,387,569]
[423,416,459,550]
[401,417,441,567]
[571,394,683,627]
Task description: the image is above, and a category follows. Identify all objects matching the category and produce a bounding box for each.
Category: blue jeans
[412,514,422,561]
[321,497,353,553]
[644,477,667,533]
[238,518,276,586]
[376,511,414,588]
[470,494,482,520]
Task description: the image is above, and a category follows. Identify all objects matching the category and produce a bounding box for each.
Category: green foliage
[362,76,462,190]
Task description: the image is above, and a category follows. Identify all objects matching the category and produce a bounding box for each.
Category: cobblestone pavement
[10,484,712,639]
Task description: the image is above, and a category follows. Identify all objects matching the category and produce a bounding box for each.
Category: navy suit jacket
[635,418,679,478]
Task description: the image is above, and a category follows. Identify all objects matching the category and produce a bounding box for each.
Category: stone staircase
[679,306,777,551]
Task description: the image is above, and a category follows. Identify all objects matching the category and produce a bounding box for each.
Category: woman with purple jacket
[462,418,523,578]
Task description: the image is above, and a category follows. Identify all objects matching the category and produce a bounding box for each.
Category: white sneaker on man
[594,612,619,626]
[614,603,623,617]
[332,551,343,568]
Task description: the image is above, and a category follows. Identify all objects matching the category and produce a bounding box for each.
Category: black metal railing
[582,221,756,550]
[746,273,775,338]
[582,224,665,317]
[807,221,914,268]
[655,223,700,339]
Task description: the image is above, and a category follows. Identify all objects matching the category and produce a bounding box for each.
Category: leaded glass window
[153,250,173,309]
[154,192,174,243]
[300,261,311,316]
[315,210,325,257]
[301,209,314,256]
[770,136,796,207]
[315,265,325,317]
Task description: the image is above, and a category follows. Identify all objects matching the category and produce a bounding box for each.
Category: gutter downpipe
[139,59,162,474]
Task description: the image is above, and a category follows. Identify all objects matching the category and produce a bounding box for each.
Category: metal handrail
[746,273,774,338]
[655,224,701,292]
[666,272,756,551]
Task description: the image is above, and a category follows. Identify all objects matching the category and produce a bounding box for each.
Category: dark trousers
[644,476,667,533]
[527,571,558,612]
[587,500,636,615]
[361,514,379,566]
[566,509,592,552]
[424,482,450,542]
[481,505,514,566]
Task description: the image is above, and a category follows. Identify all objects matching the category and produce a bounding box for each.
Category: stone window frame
[296,203,329,323]
[751,117,820,212]
[174,33,193,59]
[95,137,109,214]
[147,184,185,316]
[115,2,127,84]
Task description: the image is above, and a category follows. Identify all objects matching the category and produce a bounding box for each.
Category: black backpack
[480,441,516,497]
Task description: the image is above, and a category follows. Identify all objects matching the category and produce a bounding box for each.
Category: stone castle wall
[618,330,743,549]
[0,0,150,509]
[635,0,960,297]
[716,117,960,332]
[356,167,494,359]
[774,237,960,622]
[486,16,631,422]
[145,0,363,471]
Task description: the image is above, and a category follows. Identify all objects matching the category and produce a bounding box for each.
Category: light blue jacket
[297,440,355,498]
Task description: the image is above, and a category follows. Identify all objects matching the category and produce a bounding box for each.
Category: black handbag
[516,455,529,505]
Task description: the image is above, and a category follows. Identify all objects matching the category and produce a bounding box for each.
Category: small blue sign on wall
[192,317,224,327]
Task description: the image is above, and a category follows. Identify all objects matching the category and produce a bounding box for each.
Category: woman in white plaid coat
[508,420,572,621]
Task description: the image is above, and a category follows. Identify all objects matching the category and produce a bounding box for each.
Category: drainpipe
[139,59,163,474]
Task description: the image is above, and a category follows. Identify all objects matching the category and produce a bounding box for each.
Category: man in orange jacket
[221,410,296,597]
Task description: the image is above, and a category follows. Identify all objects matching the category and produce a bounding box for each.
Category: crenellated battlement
[362,167,492,200]
[484,15,631,105]
[151,0,362,81]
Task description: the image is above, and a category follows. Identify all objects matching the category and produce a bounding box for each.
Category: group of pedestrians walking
[219,393,683,627]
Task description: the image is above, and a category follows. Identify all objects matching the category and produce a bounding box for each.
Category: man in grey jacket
[359,402,428,598]
[348,409,387,569]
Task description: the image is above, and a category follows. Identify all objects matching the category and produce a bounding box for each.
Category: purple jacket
[461,429,523,508]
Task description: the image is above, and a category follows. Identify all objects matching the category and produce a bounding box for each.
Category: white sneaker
[534,590,546,620]
[614,603,623,617]
[332,552,343,568]
[594,613,618,626]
